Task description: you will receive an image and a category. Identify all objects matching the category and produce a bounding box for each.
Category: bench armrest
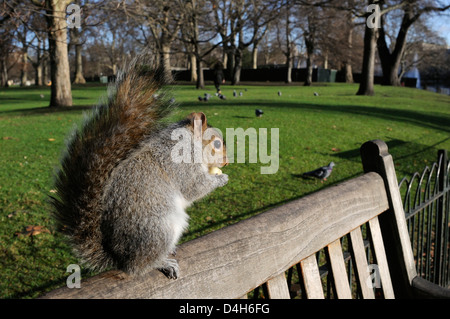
[411,276,450,299]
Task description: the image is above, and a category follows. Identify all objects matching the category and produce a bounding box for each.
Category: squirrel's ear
[187,112,207,132]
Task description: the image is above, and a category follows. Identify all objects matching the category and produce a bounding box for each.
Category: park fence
[399,150,449,288]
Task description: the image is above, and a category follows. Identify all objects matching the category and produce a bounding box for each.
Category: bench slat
[300,255,324,299]
[368,217,395,299]
[266,273,290,299]
[349,227,375,299]
[328,239,352,299]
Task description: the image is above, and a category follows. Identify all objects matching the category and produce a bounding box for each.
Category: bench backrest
[42,140,418,299]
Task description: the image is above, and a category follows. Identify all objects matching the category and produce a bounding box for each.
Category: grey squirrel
[50,54,229,279]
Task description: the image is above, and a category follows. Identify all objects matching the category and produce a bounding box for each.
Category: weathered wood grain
[368,217,395,299]
[348,227,375,299]
[327,240,352,299]
[300,255,324,299]
[42,172,389,299]
[266,273,290,299]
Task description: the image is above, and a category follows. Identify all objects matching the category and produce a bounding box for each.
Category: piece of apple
[209,167,222,175]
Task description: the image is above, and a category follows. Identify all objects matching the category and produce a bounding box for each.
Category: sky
[429,11,450,46]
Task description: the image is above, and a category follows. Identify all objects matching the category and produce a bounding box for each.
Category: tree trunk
[286,54,292,83]
[190,54,197,83]
[46,0,73,107]
[226,47,235,80]
[356,23,377,96]
[20,50,28,86]
[223,52,228,69]
[263,50,269,65]
[344,62,353,84]
[43,52,49,84]
[323,51,328,69]
[160,42,172,82]
[344,26,354,83]
[384,60,402,86]
[305,55,313,86]
[377,12,413,86]
[195,57,204,89]
[304,32,314,86]
[34,37,44,86]
[35,63,43,86]
[251,45,258,69]
[73,43,86,84]
[232,48,242,85]
[1,59,8,87]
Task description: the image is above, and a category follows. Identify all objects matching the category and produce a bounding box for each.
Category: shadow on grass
[332,137,449,179]
[334,138,449,162]
[0,105,94,116]
[182,99,450,133]
[2,96,448,134]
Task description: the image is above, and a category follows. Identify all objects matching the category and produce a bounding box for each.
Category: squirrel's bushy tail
[49,54,174,271]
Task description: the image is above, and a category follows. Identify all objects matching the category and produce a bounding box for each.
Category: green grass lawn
[0,82,449,298]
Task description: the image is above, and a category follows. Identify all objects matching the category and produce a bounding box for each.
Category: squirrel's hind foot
[157,258,179,280]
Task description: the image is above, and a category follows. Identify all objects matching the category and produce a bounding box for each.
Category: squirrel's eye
[214,140,222,149]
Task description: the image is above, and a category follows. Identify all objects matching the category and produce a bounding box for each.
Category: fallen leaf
[15,225,50,237]
[331,147,341,152]
[48,138,56,142]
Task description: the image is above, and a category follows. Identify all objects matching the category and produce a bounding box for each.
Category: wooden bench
[42,140,450,299]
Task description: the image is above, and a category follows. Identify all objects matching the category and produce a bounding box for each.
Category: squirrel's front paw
[157,258,179,280]
[216,173,228,187]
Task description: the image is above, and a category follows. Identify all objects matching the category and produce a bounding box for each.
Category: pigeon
[239,91,243,97]
[233,90,237,97]
[169,97,176,104]
[40,94,45,99]
[314,92,319,96]
[255,109,264,117]
[198,96,209,102]
[219,94,226,100]
[278,91,282,96]
[302,162,335,181]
